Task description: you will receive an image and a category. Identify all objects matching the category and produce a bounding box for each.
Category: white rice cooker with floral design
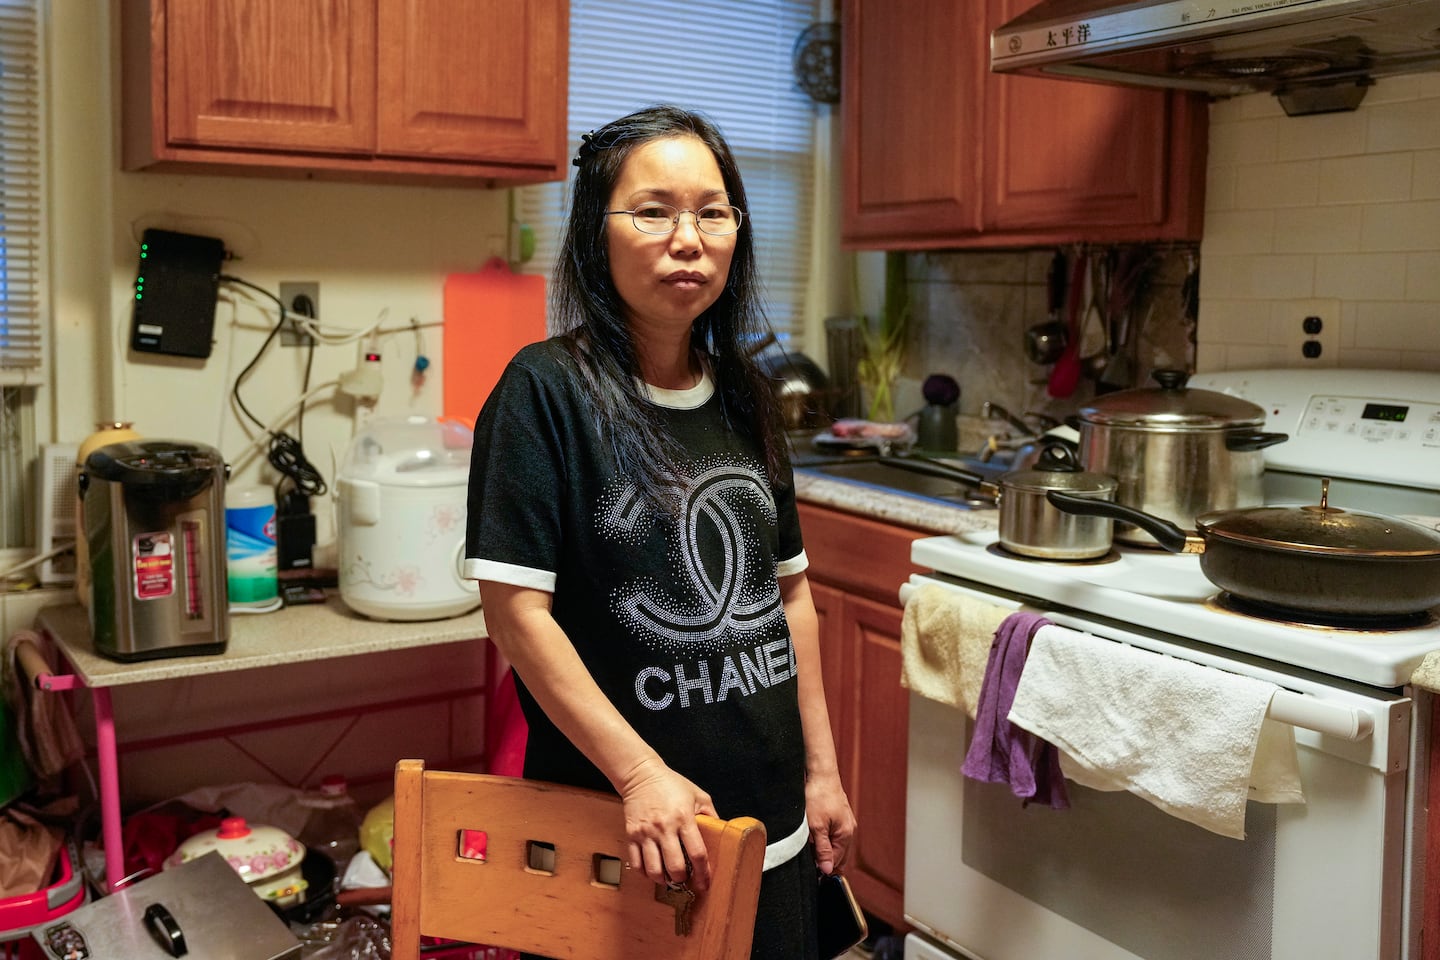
[335,416,479,621]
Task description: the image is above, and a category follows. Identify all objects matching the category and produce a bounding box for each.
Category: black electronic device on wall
[129,229,226,359]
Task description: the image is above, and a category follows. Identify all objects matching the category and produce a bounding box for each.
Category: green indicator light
[137,276,144,283]
[140,252,147,259]
[141,243,148,250]
[135,293,142,300]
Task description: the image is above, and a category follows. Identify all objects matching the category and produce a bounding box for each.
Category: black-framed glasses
[605,203,745,237]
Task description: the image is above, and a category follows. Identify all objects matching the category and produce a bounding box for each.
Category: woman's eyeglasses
[605,203,745,237]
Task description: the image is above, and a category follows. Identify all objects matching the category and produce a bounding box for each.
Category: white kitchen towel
[1007,625,1304,839]
[900,583,1013,719]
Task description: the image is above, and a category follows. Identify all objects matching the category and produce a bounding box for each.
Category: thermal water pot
[79,439,230,661]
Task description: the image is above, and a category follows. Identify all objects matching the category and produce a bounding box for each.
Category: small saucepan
[885,444,1118,561]
[1046,481,1440,616]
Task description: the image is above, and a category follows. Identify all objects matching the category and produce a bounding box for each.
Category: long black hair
[552,105,787,511]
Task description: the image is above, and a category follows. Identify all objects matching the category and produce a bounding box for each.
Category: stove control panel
[1188,369,1440,490]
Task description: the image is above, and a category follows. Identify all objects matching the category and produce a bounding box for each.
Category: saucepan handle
[1044,491,1198,554]
[877,456,999,499]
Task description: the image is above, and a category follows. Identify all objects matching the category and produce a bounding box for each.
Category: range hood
[992,0,1440,115]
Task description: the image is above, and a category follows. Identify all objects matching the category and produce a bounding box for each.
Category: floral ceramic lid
[164,816,305,884]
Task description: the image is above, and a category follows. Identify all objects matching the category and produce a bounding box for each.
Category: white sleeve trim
[775,549,809,579]
[463,558,557,593]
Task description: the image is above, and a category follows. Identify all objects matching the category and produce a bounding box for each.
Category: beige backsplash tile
[894,246,1197,432]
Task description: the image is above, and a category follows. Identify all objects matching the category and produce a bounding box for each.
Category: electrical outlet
[1282,298,1340,367]
[278,282,319,347]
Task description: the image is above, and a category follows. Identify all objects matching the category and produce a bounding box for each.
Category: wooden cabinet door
[841,593,909,932]
[982,0,1179,237]
[841,0,1206,248]
[163,0,376,154]
[809,580,853,793]
[841,0,985,247]
[375,0,568,173]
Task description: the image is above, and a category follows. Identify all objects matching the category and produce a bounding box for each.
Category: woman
[464,105,855,959]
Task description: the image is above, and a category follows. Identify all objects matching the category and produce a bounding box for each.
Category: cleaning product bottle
[299,774,364,874]
[224,485,279,610]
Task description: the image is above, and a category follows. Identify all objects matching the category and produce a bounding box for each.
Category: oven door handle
[898,582,1376,743]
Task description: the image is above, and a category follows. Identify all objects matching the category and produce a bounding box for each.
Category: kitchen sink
[795,456,1003,508]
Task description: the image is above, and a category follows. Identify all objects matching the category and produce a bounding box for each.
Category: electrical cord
[221,275,329,498]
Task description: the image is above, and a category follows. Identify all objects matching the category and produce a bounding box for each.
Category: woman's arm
[478,580,717,889]
[781,572,857,875]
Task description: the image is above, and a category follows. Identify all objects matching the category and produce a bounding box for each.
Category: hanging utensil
[1024,250,1069,365]
[1047,249,1087,398]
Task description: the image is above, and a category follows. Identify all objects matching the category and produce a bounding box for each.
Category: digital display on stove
[1362,402,1409,422]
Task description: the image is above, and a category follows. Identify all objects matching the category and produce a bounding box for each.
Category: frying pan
[1046,485,1440,616]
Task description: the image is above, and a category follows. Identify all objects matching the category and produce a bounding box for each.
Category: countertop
[35,597,488,688]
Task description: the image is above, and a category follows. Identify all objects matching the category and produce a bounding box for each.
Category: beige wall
[1197,73,1440,372]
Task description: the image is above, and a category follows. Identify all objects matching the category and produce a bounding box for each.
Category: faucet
[980,401,1035,438]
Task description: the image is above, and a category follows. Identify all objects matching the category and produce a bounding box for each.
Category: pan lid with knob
[1080,368,1269,429]
[1197,476,1440,558]
[1197,505,1440,559]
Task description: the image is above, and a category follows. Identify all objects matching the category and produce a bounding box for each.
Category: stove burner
[986,542,1122,565]
[1209,592,1437,632]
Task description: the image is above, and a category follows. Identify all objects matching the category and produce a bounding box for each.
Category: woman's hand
[616,756,718,891]
[806,771,856,876]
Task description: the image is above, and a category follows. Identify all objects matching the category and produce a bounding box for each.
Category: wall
[889,248,1196,449]
[16,5,508,809]
[1197,73,1440,372]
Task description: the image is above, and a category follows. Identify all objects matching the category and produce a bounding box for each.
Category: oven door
[901,574,1424,960]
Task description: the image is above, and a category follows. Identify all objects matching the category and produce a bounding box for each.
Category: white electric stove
[912,368,1440,689]
[902,368,1440,960]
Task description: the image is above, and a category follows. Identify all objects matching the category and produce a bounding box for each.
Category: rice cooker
[335,416,479,621]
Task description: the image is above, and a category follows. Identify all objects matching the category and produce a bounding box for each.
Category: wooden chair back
[389,759,767,960]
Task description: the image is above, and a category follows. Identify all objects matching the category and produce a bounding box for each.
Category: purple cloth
[961,612,1070,810]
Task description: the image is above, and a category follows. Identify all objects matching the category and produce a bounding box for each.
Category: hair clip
[572,130,601,167]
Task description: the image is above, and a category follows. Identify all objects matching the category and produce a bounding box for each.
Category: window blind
[0,0,43,378]
[0,0,42,555]
[517,0,819,348]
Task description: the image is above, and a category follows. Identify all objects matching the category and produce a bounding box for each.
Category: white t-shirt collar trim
[637,358,714,410]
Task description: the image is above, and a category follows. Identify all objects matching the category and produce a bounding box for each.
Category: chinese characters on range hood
[991,0,1440,116]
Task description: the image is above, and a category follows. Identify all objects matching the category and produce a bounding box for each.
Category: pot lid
[1197,504,1440,558]
[164,817,306,884]
[338,415,473,487]
[1080,369,1266,429]
[1002,443,1117,495]
[1003,468,1117,495]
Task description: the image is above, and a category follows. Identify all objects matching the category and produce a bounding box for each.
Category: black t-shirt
[464,339,809,839]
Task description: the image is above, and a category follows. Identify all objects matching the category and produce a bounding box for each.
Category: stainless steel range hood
[992,0,1440,115]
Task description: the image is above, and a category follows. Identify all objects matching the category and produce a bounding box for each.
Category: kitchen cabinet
[840,0,1207,250]
[800,501,925,933]
[120,0,569,187]
[1424,704,1440,960]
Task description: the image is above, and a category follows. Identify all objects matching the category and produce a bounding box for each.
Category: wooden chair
[389,759,768,960]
